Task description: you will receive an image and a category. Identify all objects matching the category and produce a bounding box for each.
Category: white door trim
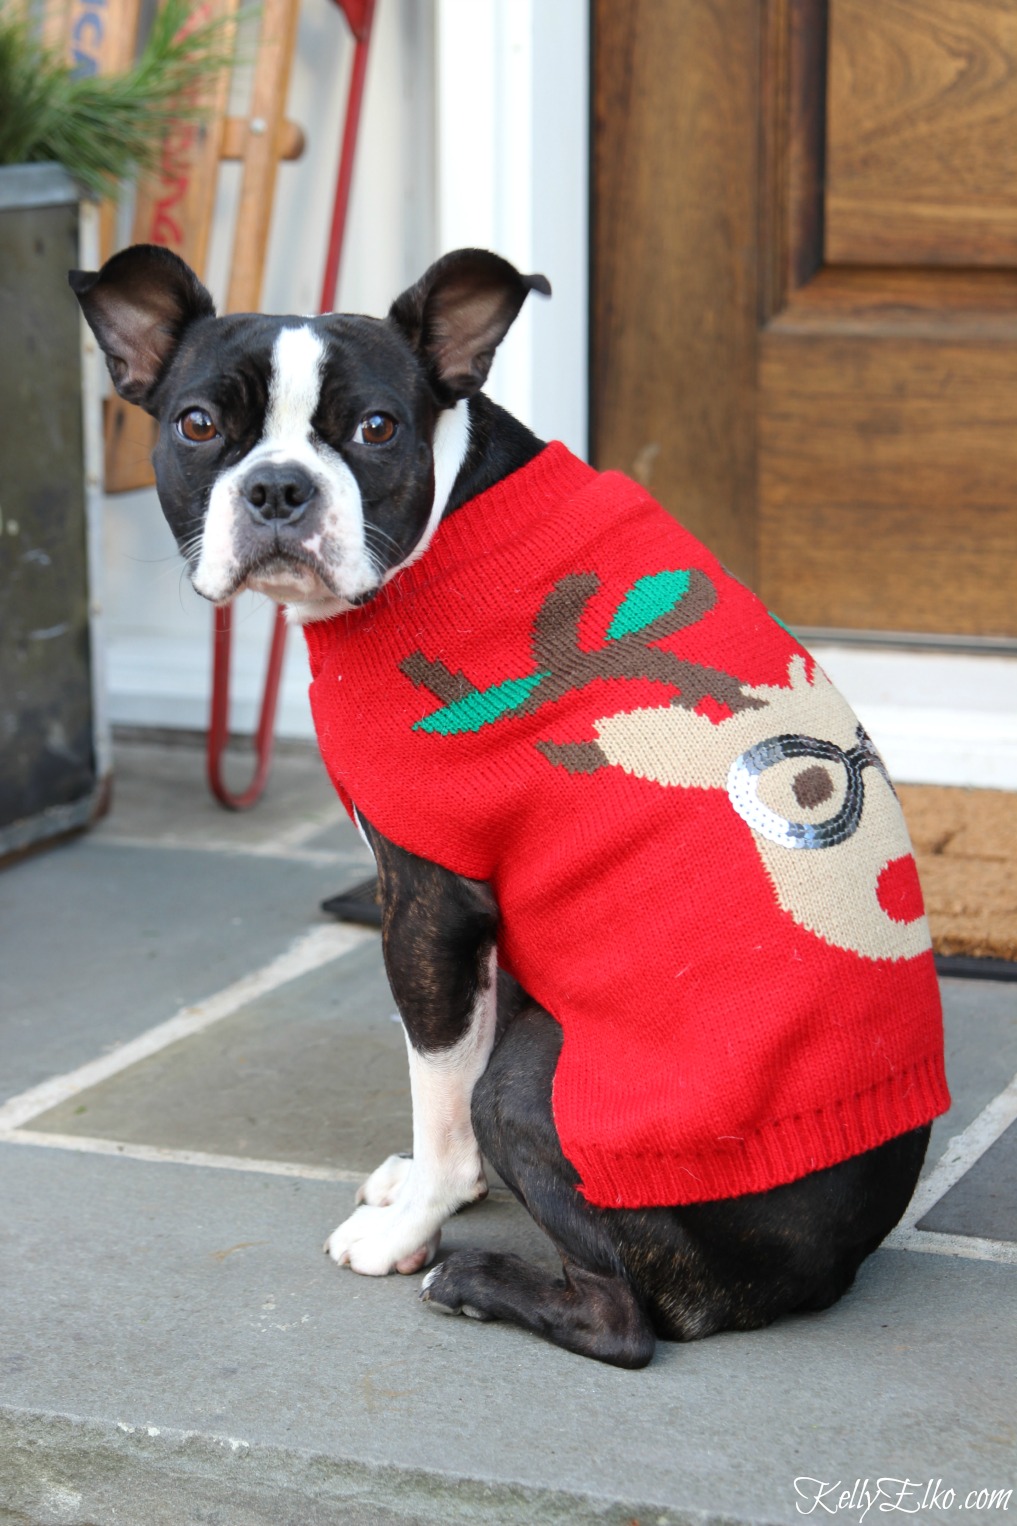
[435,0,589,458]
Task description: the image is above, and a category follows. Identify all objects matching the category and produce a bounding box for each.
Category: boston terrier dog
[71,246,949,1367]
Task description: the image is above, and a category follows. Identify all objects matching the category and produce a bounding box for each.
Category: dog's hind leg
[421,1249,655,1368]
[420,1003,656,1367]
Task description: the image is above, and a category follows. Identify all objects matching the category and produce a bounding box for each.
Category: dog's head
[70,247,549,623]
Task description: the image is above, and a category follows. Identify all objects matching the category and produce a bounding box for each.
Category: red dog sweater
[304,442,949,1209]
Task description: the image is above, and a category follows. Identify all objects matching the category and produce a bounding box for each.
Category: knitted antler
[528,570,759,714]
[400,569,764,737]
[400,652,479,705]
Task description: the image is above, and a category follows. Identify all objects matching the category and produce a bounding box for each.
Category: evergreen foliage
[0,0,236,197]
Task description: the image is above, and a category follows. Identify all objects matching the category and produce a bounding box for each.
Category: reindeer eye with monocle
[726,727,890,850]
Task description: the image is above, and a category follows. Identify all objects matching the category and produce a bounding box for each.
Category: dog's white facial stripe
[192,324,375,608]
[264,326,325,443]
[291,401,473,624]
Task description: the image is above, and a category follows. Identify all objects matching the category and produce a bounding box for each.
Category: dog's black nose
[241,462,317,524]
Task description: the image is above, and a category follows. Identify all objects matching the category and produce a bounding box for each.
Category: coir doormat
[899,785,1017,966]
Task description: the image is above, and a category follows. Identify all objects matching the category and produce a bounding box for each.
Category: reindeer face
[595,656,929,962]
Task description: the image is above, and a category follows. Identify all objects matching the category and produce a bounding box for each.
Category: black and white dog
[71,246,935,1367]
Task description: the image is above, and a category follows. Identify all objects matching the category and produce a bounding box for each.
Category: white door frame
[435,0,590,458]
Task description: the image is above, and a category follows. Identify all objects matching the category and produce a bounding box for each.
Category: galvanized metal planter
[0,163,109,860]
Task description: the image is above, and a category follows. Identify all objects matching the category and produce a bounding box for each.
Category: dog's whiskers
[364,523,406,568]
[177,529,205,564]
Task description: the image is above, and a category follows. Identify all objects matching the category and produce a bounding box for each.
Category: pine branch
[0,0,238,197]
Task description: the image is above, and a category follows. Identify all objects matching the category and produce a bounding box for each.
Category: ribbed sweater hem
[572,1051,950,1209]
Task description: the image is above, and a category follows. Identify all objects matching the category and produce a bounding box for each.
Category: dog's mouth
[214,542,380,609]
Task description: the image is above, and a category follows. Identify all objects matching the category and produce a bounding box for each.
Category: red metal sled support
[208,0,377,809]
[209,600,289,810]
[320,0,377,322]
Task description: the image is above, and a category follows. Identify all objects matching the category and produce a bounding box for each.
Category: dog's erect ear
[389,249,551,404]
[69,245,216,413]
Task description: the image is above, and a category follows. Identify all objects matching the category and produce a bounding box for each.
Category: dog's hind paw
[420,1255,494,1320]
[415,1257,488,1318]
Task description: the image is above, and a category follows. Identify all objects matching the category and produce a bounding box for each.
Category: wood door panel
[826,0,1017,266]
[592,0,1017,641]
[591,0,761,587]
[768,266,1017,338]
[759,331,1017,635]
[759,495,1017,636]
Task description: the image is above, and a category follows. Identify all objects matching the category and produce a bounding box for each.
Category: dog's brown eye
[177,408,218,443]
[356,412,396,445]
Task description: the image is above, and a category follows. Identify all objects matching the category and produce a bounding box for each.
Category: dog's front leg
[325,815,498,1277]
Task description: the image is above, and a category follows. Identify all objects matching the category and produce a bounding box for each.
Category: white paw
[356,1152,413,1206]
[324,1198,441,1277]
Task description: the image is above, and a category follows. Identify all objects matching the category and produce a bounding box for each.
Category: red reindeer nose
[876,855,925,925]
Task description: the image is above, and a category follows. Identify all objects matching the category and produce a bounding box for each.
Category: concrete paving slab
[97,734,349,856]
[303,817,375,860]
[926,977,1017,1176]
[922,1119,1017,1242]
[29,938,409,1175]
[1,1144,1014,1526]
[0,840,369,1104]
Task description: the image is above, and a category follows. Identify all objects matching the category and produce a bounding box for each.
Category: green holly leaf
[414,670,550,735]
[605,570,692,640]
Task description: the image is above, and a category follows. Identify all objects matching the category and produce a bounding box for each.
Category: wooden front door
[591,0,1017,640]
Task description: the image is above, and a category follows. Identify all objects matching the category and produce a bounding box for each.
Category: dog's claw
[420,1260,491,1321]
[420,1265,457,1313]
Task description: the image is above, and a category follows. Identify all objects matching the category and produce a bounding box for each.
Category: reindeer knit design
[304,442,949,1209]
